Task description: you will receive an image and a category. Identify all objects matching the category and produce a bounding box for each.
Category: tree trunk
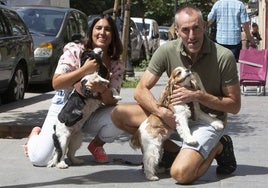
[121,0,132,77]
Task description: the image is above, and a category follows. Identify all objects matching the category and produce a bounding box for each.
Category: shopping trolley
[239,47,268,96]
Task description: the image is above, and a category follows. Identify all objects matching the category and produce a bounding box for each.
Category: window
[2,8,27,36]
[0,11,8,37]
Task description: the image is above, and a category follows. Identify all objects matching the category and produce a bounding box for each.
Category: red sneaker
[88,141,108,163]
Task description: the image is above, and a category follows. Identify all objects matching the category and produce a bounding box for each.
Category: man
[111,6,241,184]
[207,0,256,61]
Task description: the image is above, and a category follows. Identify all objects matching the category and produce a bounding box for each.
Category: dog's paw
[211,120,224,130]
[56,161,69,169]
[145,173,159,181]
[184,136,198,145]
[47,161,55,168]
[111,88,122,101]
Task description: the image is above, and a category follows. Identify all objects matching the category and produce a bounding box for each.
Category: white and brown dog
[47,48,121,169]
[130,66,224,180]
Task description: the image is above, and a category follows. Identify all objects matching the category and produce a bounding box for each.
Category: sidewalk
[0,71,268,187]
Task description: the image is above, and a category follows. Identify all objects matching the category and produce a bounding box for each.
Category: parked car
[0,5,34,104]
[15,6,88,85]
[88,15,145,66]
[131,17,160,55]
[116,17,145,65]
[158,26,170,46]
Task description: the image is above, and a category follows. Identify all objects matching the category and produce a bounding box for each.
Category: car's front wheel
[2,64,27,103]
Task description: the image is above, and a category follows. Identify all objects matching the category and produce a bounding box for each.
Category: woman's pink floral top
[54,42,125,100]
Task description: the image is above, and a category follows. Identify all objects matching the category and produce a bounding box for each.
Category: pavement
[0,70,268,188]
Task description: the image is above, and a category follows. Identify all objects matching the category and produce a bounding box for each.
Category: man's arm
[171,82,241,115]
[134,70,177,127]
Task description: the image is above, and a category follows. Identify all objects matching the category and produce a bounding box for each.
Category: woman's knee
[98,122,124,143]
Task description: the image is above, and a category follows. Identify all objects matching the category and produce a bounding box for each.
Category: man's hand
[170,85,198,105]
[157,106,177,130]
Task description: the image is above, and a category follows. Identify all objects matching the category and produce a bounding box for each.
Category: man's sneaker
[158,149,179,170]
[88,141,109,163]
[215,135,237,175]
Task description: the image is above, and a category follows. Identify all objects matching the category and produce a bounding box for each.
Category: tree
[71,0,250,27]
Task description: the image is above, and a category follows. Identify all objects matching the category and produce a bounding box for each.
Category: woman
[24,14,124,166]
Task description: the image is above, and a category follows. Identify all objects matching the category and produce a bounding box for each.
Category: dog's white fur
[47,73,110,168]
[130,66,224,181]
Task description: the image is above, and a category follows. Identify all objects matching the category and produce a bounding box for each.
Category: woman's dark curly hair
[84,14,123,60]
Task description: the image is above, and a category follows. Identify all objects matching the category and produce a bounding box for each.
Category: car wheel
[2,65,27,103]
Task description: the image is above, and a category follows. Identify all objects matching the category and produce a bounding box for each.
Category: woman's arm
[52,58,98,90]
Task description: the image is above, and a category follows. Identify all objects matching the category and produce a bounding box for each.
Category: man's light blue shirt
[208,0,250,45]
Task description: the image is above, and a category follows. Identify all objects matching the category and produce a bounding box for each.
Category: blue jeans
[218,42,242,62]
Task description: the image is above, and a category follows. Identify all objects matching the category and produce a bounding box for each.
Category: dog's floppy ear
[190,74,199,90]
[158,74,174,106]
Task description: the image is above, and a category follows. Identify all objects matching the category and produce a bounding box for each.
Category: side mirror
[153,33,159,39]
[71,33,83,43]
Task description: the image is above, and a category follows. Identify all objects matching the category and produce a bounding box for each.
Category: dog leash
[112,158,142,166]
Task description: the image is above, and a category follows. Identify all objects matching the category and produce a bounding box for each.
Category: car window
[66,14,77,41]
[0,12,8,37]
[2,8,27,36]
[135,22,149,36]
[72,11,87,37]
[16,8,65,36]
[160,30,168,40]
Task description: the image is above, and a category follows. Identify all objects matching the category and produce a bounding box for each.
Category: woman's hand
[81,58,99,76]
[85,79,107,93]
[52,58,100,90]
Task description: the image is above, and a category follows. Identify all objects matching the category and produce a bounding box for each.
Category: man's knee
[170,163,195,185]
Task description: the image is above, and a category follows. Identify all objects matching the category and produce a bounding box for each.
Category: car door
[151,21,160,53]
[65,10,88,43]
[0,8,14,91]
[72,10,88,38]
[129,19,143,61]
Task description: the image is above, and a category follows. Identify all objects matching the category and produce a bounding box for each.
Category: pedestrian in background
[207,0,256,61]
[251,22,262,46]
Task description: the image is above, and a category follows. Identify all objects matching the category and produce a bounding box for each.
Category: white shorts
[82,105,124,143]
[181,120,226,159]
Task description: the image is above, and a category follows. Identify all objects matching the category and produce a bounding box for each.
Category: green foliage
[122,78,139,88]
[134,60,148,71]
[71,0,249,26]
[70,0,114,15]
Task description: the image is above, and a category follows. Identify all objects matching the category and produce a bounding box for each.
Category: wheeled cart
[239,48,268,96]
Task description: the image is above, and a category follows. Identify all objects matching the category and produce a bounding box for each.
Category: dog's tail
[130,130,141,149]
[52,125,63,163]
